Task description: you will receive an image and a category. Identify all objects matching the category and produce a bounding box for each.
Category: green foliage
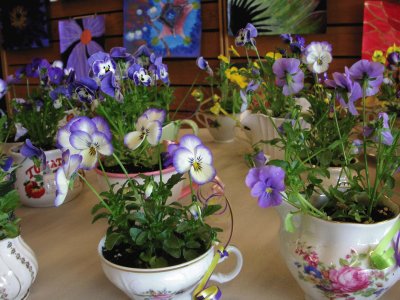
[92,173,221,268]
[0,185,20,240]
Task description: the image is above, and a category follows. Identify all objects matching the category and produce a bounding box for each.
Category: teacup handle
[179,119,199,136]
[210,245,243,283]
[195,111,211,129]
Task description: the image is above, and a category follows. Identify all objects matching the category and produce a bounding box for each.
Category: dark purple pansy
[100,72,123,102]
[387,51,399,71]
[273,58,304,96]
[162,143,179,168]
[20,139,47,170]
[48,67,64,85]
[280,34,292,44]
[25,58,43,78]
[290,35,305,54]
[50,86,71,101]
[88,52,110,70]
[110,47,132,61]
[70,77,99,103]
[0,157,13,172]
[134,45,152,67]
[235,23,257,47]
[348,59,384,96]
[196,56,213,75]
[0,79,7,98]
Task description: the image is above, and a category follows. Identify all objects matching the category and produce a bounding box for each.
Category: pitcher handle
[209,245,243,283]
[179,119,199,136]
[195,111,211,129]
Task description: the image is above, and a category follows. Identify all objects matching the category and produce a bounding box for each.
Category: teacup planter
[0,236,38,300]
[94,165,190,202]
[11,147,82,207]
[161,119,199,142]
[98,237,243,300]
[196,112,238,143]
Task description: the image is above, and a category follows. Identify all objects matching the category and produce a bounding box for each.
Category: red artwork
[362,1,400,60]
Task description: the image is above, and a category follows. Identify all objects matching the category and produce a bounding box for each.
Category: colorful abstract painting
[58,15,105,79]
[227,0,327,36]
[123,0,201,57]
[362,1,400,60]
[0,0,50,50]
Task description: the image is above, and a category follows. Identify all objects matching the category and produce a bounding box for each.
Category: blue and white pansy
[124,108,165,150]
[57,116,113,170]
[127,63,152,86]
[54,150,82,207]
[92,55,116,78]
[173,135,216,185]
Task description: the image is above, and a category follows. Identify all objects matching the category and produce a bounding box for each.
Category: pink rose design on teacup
[329,266,370,293]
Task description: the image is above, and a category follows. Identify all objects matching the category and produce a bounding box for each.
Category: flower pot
[94,165,190,202]
[196,112,238,143]
[276,200,400,300]
[97,237,243,300]
[0,236,38,300]
[161,120,199,142]
[10,147,83,207]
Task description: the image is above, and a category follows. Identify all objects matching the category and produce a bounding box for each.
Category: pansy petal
[146,121,162,146]
[179,134,202,153]
[173,148,192,173]
[124,131,144,150]
[55,168,69,207]
[144,108,166,123]
[69,116,96,134]
[79,148,98,170]
[194,145,213,165]
[190,163,216,185]
[65,154,82,178]
[92,132,113,155]
[70,130,92,150]
[92,116,112,141]
[57,127,72,150]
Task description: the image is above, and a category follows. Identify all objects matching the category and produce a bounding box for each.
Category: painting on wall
[362,1,400,60]
[0,0,50,50]
[58,15,105,79]
[123,0,202,58]
[227,0,327,36]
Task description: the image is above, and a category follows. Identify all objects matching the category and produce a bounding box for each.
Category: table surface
[16,129,400,300]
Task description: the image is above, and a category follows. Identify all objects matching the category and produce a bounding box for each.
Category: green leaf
[91,212,109,224]
[129,228,143,241]
[186,240,201,249]
[163,246,181,258]
[105,233,123,250]
[149,256,168,268]
[284,213,295,233]
[339,258,349,266]
[136,231,148,246]
[164,235,184,249]
[203,204,222,217]
[183,248,200,261]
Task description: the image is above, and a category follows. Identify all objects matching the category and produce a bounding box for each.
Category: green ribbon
[370,220,400,270]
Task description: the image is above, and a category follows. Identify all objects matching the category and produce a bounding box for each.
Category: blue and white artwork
[123,0,202,57]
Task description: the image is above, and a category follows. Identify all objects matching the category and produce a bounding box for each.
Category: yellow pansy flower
[225,67,247,89]
[265,52,282,60]
[386,44,400,55]
[228,45,240,57]
[224,66,237,80]
[372,50,386,64]
[218,54,229,64]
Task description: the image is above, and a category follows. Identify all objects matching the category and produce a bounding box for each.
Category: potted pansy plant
[193,49,248,143]
[72,46,198,196]
[245,35,400,299]
[234,25,312,159]
[4,58,84,207]
[55,114,242,299]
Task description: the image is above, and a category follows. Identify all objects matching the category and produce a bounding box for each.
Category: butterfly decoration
[58,15,106,79]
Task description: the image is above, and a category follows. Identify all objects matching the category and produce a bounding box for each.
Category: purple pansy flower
[110,47,132,61]
[25,58,44,78]
[387,51,399,71]
[59,16,105,79]
[92,55,116,78]
[253,151,267,168]
[48,67,64,85]
[290,35,306,54]
[273,58,304,96]
[150,54,170,84]
[235,23,257,47]
[377,112,394,146]
[14,122,28,141]
[50,86,71,101]
[173,134,216,185]
[328,69,362,116]
[196,56,213,76]
[88,52,109,70]
[348,60,384,96]
[59,117,113,170]
[127,63,152,86]
[134,45,152,67]
[0,79,7,98]
[280,34,292,44]
[245,166,285,208]
[20,139,47,170]
[55,150,82,207]
[100,72,124,102]
[0,157,13,172]
[162,142,180,168]
[70,77,98,103]
[240,80,260,112]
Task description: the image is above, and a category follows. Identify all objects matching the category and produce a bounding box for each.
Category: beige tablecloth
[16,129,400,299]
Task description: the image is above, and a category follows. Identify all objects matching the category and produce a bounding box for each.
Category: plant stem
[361,82,371,203]
[78,173,113,214]
[172,74,200,120]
